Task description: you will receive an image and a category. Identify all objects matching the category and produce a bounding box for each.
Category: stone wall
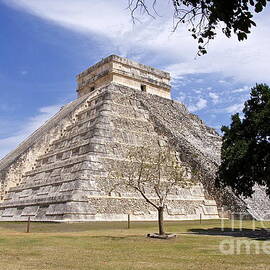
[76,55,171,99]
[0,83,221,221]
[0,93,93,200]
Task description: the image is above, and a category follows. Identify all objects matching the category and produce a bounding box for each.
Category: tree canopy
[128,0,269,55]
[216,84,270,198]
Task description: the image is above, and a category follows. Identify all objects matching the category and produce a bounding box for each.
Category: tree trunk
[158,206,165,235]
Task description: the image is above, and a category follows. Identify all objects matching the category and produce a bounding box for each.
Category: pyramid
[0,55,242,221]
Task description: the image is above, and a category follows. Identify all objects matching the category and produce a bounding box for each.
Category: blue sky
[0,0,270,158]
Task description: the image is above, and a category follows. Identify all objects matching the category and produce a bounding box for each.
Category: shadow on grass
[188,228,270,241]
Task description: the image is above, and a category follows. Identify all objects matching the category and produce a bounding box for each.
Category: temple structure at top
[76,55,171,99]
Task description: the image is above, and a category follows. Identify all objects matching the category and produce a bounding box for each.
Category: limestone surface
[0,82,221,221]
[0,55,267,221]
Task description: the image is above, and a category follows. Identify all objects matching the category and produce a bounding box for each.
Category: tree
[107,145,196,236]
[128,0,268,55]
[216,84,270,198]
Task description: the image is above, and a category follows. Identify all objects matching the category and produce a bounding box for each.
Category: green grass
[0,220,269,270]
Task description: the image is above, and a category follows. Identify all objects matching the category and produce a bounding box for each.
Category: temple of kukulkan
[0,55,268,221]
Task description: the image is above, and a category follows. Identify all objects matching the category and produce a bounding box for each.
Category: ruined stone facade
[0,55,238,221]
[76,55,171,99]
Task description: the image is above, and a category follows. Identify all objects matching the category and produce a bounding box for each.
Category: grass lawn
[0,219,269,270]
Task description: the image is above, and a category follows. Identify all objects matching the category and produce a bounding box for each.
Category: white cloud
[231,85,250,93]
[225,103,244,114]
[175,91,187,102]
[209,92,219,104]
[218,80,226,84]
[0,105,61,159]
[3,0,132,38]
[195,78,204,83]
[188,98,207,112]
[3,0,270,85]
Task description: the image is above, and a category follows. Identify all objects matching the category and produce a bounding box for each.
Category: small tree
[107,145,196,236]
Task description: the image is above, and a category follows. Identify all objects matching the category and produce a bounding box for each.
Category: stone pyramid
[0,55,228,221]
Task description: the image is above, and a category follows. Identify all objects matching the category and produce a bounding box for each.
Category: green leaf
[198,37,204,43]
[255,2,263,12]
